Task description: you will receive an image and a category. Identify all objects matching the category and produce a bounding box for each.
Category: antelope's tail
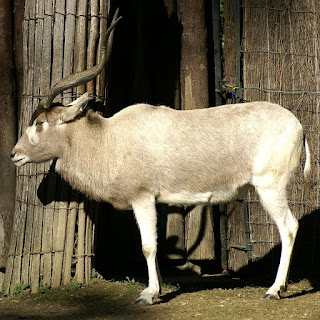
[303,135,311,180]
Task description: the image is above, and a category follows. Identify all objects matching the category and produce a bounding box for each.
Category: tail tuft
[303,136,311,180]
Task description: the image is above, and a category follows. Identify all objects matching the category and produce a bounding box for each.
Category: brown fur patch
[29,106,47,126]
[86,109,103,127]
[29,102,65,126]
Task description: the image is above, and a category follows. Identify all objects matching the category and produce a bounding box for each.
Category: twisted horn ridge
[39,9,122,109]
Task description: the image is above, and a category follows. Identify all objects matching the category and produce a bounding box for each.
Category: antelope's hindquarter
[251,106,304,188]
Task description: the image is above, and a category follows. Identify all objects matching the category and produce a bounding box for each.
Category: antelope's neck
[55,117,113,202]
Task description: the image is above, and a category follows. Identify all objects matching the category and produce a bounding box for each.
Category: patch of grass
[12,282,30,297]
[71,281,82,291]
[0,285,7,297]
[37,283,51,294]
[161,282,177,290]
[123,276,141,286]
[91,268,104,280]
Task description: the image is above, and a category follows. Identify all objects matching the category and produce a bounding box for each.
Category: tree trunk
[178,0,215,261]
[0,0,17,274]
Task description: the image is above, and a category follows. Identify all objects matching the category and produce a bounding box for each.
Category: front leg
[132,196,161,305]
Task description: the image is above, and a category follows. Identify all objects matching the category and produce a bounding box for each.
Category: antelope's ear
[59,93,91,123]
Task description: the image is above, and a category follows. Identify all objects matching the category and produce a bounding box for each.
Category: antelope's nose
[11,151,16,159]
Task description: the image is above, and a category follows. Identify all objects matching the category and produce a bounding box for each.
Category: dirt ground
[0,275,320,320]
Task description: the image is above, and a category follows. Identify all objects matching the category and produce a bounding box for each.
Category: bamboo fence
[5,0,110,293]
[225,0,320,272]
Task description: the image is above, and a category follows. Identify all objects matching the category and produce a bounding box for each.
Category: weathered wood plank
[63,0,77,105]
[85,201,95,283]
[96,0,108,100]
[75,202,85,283]
[74,0,87,96]
[51,180,69,288]
[29,0,45,293]
[87,0,99,95]
[63,192,78,285]
[51,0,65,103]
[40,0,54,287]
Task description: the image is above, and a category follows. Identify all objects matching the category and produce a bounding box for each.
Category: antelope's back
[108,101,303,196]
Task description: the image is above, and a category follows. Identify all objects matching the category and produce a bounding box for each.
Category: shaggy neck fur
[55,113,120,204]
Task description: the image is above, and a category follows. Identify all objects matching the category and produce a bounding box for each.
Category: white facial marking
[42,122,49,130]
[26,126,38,145]
[26,121,50,145]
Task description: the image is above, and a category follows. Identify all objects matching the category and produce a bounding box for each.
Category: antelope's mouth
[11,153,28,167]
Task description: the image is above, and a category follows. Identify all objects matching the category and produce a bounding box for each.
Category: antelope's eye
[35,121,44,126]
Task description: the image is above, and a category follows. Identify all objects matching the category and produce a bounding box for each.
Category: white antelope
[11,10,311,305]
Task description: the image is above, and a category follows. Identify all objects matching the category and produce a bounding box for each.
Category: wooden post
[178,0,215,262]
[179,0,209,110]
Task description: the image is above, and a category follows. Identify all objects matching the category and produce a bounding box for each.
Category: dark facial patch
[29,106,47,126]
[29,102,64,126]
[35,122,44,132]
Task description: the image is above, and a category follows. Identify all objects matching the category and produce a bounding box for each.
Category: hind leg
[256,186,299,299]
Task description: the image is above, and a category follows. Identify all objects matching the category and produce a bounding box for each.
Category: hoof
[280,284,287,294]
[262,293,280,300]
[135,297,153,306]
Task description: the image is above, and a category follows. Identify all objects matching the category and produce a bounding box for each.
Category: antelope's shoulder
[111,103,173,119]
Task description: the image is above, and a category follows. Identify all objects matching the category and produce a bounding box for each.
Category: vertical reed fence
[225,0,320,272]
[5,0,110,293]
